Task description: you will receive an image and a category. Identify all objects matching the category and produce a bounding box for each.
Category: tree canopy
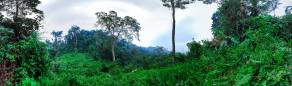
[0,0,43,41]
[95,11,141,61]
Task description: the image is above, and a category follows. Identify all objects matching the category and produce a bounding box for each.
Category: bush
[0,27,13,46]
[14,33,50,81]
[279,14,292,41]
[21,78,39,86]
[194,15,291,85]
[0,32,49,84]
[187,41,202,59]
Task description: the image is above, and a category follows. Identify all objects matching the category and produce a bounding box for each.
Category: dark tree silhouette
[65,26,81,52]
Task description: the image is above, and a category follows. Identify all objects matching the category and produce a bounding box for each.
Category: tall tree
[161,0,195,61]
[51,31,63,45]
[95,11,141,62]
[65,26,80,52]
[0,0,43,42]
[51,31,63,57]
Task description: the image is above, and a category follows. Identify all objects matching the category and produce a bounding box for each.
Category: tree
[0,0,44,42]
[65,25,80,52]
[0,0,49,83]
[286,6,292,15]
[216,0,279,42]
[161,0,195,61]
[211,11,221,29]
[187,41,202,58]
[0,26,13,45]
[245,0,279,16]
[51,31,63,57]
[280,14,292,41]
[51,31,63,46]
[95,11,141,62]
[92,30,112,60]
[161,0,221,61]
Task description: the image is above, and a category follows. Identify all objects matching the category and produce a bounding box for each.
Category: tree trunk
[171,1,176,62]
[111,40,116,62]
[12,0,20,42]
[74,34,78,52]
[15,0,19,18]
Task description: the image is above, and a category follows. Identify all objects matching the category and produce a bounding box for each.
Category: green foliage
[1,0,289,85]
[218,0,248,40]
[20,78,40,86]
[0,27,13,45]
[0,27,14,61]
[14,33,49,80]
[48,53,119,86]
[279,14,292,41]
[95,11,141,42]
[20,76,50,86]
[47,26,169,67]
[65,25,80,52]
[0,1,46,83]
[50,30,63,57]
[214,0,280,42]
[0,31,50,84]
[47,53,199,86]
[193,15,291,85]
[187,41,202,58]
[0,0,44,41]
[95,10,141,61]
[47,17,291,85]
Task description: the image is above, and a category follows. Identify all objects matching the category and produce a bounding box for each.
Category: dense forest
[0,0,291,86]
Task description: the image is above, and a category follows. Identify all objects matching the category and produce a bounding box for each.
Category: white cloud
[37,0,218,52]
[38,0,172,47]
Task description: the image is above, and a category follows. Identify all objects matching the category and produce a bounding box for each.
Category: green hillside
[0,0,291,85]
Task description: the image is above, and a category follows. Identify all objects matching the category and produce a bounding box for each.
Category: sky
[38,0,291,52]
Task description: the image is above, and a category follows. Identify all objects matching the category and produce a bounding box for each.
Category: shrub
[187,41,202,59]
[13,33,50,81]
[279,14,292,41]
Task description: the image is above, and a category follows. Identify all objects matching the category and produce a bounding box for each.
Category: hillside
[0,0,291,85]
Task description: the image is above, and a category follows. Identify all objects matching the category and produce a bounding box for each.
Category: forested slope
[0,0,291,85]
[28,15,290,85]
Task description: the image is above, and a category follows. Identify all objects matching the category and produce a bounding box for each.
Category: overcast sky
[38,0,291,52]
